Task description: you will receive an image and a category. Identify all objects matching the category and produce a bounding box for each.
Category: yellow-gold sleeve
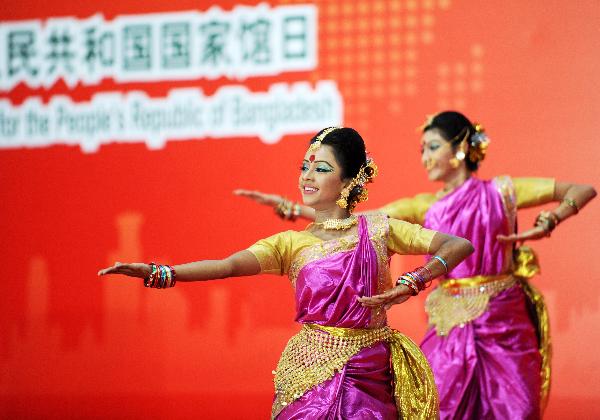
[379,193,437,224]
[247,231,294,275]
[514,177,556,208]
[387,218,436,255]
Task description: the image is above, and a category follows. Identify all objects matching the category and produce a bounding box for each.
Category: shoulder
[363,212,391,237]
[492,174,514,185]
[367,213,423,237]
[414,192,438,202]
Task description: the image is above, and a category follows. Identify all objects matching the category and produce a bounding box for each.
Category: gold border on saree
[439,274,516,297]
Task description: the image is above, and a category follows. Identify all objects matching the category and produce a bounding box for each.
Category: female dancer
[98,127,474,419]
[235,112,596,419]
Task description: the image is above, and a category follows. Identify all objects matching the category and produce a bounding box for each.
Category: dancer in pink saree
[236,112,596,419]
[99,127,476,419]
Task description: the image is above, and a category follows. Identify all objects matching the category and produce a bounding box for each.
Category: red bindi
[309,155,315,162]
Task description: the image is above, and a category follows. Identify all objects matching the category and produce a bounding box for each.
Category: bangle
[275,199,288,219]
[535,210,559,236]
[433,256,449,273]
[395,264,436,294]
[144,263,176,289]
[563,198,579,214]
[275,199,299,221]
[144,263,158,288]
[397,276,419,295]
[414,266,433,288]
[167,265,177,287]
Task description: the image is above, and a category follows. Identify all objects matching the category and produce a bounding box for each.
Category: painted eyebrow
[302,159,334,166]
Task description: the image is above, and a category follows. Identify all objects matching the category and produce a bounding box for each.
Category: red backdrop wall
[1,0,599,418]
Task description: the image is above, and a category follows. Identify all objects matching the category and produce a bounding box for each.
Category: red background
[1,0,599,418]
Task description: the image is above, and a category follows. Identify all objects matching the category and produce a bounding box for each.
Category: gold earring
[336,187,350,209]
[450,150,465,168]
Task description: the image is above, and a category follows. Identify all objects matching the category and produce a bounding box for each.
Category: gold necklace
[312,215,358,230]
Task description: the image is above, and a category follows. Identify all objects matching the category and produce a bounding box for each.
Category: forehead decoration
[308,127,340,152]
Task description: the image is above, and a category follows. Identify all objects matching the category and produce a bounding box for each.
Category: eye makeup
[301,160,335,173]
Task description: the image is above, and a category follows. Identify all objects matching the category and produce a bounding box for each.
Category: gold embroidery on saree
[272,324,393,418]
[494,175,517,273]
[272,324,439,420]
[495,176,552,410]
[367,214,393,327]
[425,275,517,336]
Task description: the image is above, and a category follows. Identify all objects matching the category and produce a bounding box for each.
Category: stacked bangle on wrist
[275,199,301,221]
[144,263,177,289]
[535,210,560,236]
[396,265,435,296]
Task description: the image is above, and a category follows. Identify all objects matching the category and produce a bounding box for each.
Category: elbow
[574,184,597,200]
[460,238,475,256]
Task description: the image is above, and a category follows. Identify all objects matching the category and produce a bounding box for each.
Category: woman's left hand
[357,285,413,310]
[497,226,547,243]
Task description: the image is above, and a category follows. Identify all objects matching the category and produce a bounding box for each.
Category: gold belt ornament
[425,275,517,336]
[425,245,542,336]
[271,323,438,419]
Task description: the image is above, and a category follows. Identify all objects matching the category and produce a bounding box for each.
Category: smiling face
[420,128,461,182]
[298,144,348,211]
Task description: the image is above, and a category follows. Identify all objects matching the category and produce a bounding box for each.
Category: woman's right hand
[357,285,414,310]
[233,189,284,207]
[98,262,151,278]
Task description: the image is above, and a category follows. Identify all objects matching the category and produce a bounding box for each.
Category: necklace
[312,215,358,230]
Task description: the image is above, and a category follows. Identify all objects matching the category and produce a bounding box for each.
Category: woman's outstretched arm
[234,189,316,221]
[498,180,596,243]
[233,188,431,223]
[98,250,261,282]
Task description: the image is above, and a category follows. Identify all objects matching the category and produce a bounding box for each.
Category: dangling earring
[336,186,350,209]
[450,150,466,168]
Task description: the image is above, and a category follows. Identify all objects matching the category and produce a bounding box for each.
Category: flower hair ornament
[449,123,490,168]
[336,156,379,212]
[468,122,490,164]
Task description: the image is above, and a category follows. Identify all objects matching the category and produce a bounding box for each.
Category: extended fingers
[497,227,545,243]
[97,263,132,276]
[358,291,396,307]
[233,189,256,197]
[496,234,519,243]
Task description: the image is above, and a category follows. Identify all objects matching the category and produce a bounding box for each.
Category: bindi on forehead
[309,154,315,162]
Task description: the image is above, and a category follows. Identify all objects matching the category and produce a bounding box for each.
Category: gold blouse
[247,215,436,277]
[378,177,556,223]
[513,177,556,208]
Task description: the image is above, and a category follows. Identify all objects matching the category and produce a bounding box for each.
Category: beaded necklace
[310,215,358,230]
